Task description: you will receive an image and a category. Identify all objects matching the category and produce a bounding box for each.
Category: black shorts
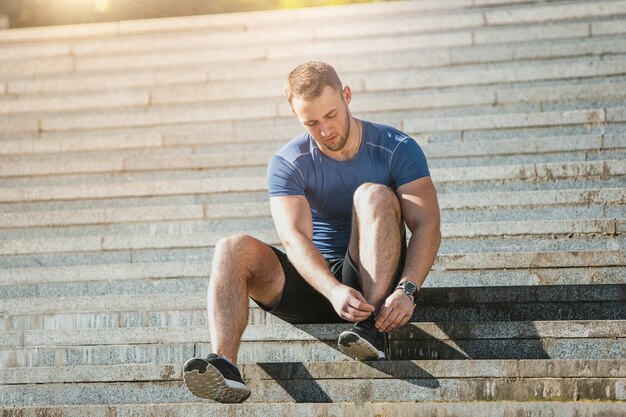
[252,236,407,324]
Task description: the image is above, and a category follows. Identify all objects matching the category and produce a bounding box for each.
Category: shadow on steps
[412,284,626,322]
[256,361,440,402]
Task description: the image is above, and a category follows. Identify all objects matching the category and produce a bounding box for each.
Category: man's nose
[319,121,331,137]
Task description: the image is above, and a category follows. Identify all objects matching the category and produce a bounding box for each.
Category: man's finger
[380,310,402,332]
[385,313,407,332]
[348,295,375,313]
[386,312,402,330]
[354,291,376,312]
[390,313,412,332]
[375,305,392,330]
[347,305,371,320]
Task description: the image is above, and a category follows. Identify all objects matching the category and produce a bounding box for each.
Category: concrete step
[2,283,623,331]
[0,259,623,293]
[2,62,624,133]
[2,134,624,177]
[1,321,623,362]
[4,103,619,143]
[2,402,625,417]
[0,234,622,268]
[0,49,623,107]
[0,0,607,44]
[3,1,622,61]
[0,115,617,157]
[203,35,626,84]
[3,281,623,331]
[1,359,625,405]
[2,90,605,134]
[0,132,166,157]
[0,185,621,218]
[17,103,614,146]
[1,103,619,144]
[12,15,616,67]
[3,326,623,368]
[1,159,623,202]
[3,70,626,116]
[436,176,625,195]
[4,35,626,97]
[4,281,622,314]
[0,0,547,45]
[4,359,625,385]
[2,209,623,244]
[0,217,622,255]
[1,188,623,229]
[1,1,625,78]
[2,146,623,182]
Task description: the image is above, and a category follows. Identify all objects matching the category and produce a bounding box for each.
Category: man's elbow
[429,220,442,246]
[280,231,307,252]
[412,219,441,244]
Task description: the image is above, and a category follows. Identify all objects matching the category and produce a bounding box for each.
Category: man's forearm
[400,224,441,290]
[283,233,340,298]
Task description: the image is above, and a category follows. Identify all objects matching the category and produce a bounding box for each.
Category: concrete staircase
[1,0,625,415]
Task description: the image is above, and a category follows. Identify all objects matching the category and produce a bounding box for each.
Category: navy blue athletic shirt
[267,120,430,259]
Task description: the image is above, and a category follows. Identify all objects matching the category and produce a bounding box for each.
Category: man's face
[291,85,352,153]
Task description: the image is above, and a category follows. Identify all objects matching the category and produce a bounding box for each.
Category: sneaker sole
[338,330,384,361]
[183,358,251,403]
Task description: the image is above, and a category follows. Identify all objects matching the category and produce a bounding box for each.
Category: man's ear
[343,85,352,106]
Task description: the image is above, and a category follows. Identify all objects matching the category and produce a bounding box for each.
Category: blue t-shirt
[267,120,430,259]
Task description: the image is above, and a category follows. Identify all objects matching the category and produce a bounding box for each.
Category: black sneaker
[338,315,386,361]
[183,354,251,403]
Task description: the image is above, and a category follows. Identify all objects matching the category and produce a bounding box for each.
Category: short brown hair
[285,61,343,105]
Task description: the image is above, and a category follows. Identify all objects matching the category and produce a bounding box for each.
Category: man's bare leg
[207,234,285,365]
[184,234,285,403]
[337,183,403,360]
[348,183,403,312]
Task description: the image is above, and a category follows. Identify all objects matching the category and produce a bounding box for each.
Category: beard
[318,105,352,152]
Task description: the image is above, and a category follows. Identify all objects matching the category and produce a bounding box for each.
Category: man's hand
[375,289,414,332]
[329,285,375,322]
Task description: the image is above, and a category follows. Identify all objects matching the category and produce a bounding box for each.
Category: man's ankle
[214,352,238,367]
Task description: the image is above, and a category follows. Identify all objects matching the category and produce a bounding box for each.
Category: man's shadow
[256,359,440,403]
[256,323,440,403]
[255,283,625,402]
[407,284,625,360]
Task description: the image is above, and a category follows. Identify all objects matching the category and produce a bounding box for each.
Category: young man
[183,61,441,403]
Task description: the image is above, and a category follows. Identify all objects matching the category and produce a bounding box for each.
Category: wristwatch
[395,281,418,302]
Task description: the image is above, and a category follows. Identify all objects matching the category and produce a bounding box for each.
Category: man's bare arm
[397,176,441,289]
[270,195,374,322]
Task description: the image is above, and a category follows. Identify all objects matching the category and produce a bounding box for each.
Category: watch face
[404,281,417,293]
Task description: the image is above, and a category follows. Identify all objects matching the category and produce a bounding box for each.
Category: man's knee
[213,234,271,272]
[213,234,280,282]
[353,183,400,217]
[215,234,257,256]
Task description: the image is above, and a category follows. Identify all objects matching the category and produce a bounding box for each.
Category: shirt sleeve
[267,154,306,197]
[390,137,431,188]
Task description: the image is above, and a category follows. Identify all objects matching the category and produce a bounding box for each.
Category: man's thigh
[251,246,347,324]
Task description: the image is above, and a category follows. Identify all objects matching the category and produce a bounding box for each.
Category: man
[183,61,441,403]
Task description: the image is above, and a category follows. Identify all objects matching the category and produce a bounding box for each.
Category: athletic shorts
[252,234,407,324]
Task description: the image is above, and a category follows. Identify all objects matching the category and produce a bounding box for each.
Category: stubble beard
[319,106,352,152]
